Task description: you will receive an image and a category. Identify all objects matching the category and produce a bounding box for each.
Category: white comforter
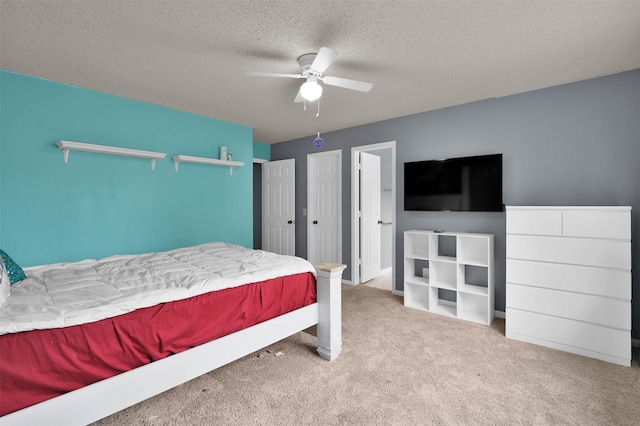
[0,242,316,335]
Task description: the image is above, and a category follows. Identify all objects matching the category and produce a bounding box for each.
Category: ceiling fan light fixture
[300,77,322,101]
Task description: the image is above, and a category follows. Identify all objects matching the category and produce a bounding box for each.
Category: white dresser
[505,206,631,366]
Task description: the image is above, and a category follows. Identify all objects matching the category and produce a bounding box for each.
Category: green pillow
[0,250,26,284]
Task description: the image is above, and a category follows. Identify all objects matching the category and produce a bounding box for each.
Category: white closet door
[262,159,295,256]
[307,150,341,265]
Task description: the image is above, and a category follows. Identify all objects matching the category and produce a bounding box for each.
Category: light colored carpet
[95,285,640,425]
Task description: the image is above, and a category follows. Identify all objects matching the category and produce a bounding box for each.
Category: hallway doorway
[351,141,396,293]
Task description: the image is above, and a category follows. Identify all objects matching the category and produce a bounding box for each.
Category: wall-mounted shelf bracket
[172,155,245,175]
[57,140,167,170]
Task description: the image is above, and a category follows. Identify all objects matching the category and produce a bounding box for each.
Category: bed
[0,242,345,425]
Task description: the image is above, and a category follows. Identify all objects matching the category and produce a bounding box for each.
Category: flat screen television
[404,154,503,212]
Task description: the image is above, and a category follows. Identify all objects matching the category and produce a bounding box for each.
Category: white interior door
[360,152,381,282]
[307,150,341,265]
[351,141,396,290]
[262,159,295,255]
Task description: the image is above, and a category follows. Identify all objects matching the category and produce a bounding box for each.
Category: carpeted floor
[95,284,640,425]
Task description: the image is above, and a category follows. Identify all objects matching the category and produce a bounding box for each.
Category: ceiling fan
[247,47,373,103]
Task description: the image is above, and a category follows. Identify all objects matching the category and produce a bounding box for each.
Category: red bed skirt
[0,272,316,416]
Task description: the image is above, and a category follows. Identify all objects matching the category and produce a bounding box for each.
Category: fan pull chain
[313,98,324,148]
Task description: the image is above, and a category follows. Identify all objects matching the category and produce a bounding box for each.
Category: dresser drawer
[506,283,630,330]
[506,259,631,299]
[507,234,631,270]
[506,209,562,236]
[563,210,631,240]
[506,308,630,364]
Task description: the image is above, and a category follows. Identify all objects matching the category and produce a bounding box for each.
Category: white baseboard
[494,310,505,319]
[342,279,354,286]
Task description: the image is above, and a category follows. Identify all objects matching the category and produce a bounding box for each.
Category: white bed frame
[1,263,346,426]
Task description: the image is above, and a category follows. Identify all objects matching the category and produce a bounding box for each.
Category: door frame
[307,149,342,265]
[253,158,268,249]
[351,141,397,293]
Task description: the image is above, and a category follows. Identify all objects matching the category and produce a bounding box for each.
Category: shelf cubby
[458,264,489,295]
[412,259,429,279]
[458,292,490,324]
[429,287,457,318]
[405,233,430,259]
[430,261,457,290]
[403,230,494,325]
[458,235,490,266]
[404,283,430,311]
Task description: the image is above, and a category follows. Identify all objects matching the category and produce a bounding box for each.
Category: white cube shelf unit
[404,230,494,325]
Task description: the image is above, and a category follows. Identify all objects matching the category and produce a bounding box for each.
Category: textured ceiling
[1,1,639,144]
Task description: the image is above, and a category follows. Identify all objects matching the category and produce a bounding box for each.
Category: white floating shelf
[172,155,244,175]
[57,140,166,170]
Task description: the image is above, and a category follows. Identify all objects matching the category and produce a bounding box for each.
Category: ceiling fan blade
[321,76,373,92]
[246,71,304,79]
[310,47,338,74]
[294,90,304,103]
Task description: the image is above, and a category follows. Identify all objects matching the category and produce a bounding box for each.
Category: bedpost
[314,262,346,361]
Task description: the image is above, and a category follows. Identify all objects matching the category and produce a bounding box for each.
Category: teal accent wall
[253,141,270,160]
[0,70,253,266]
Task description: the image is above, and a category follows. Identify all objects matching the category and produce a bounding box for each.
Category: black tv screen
[404,154,503,212]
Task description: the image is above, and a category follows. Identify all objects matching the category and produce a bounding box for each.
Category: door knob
[312,220,318,224]
[287,220,294,224]
[377,220,383,224]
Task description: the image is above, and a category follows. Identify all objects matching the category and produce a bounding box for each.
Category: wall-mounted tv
[404,154,503,212]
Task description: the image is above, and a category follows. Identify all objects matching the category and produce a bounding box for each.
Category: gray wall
[271,70,640,338]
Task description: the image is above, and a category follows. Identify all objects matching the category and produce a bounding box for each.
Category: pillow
[0,249,26,284]
[0,257,9,306]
